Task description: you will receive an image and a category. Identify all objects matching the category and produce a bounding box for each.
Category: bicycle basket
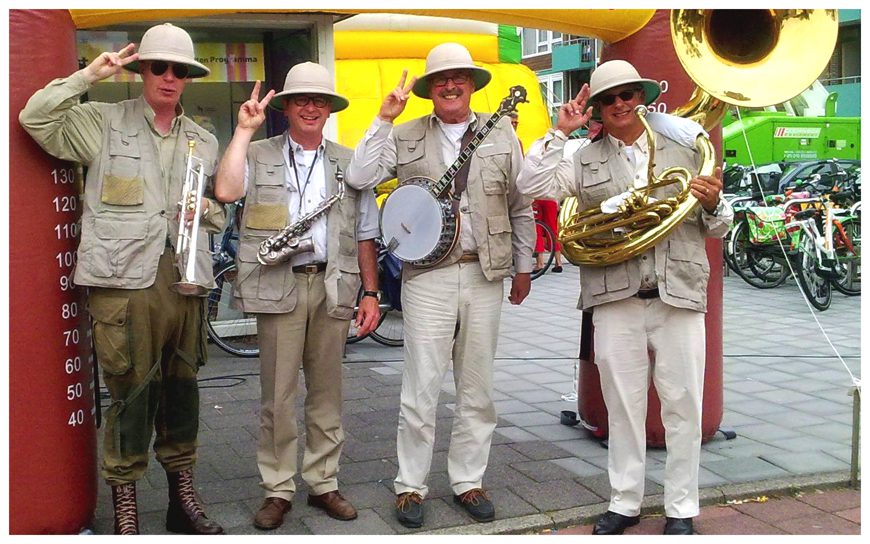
[746,206,788,244]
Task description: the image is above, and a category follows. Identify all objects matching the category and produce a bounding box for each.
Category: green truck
[722,82,860,166]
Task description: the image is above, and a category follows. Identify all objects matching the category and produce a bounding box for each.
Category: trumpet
[172,139,210,296]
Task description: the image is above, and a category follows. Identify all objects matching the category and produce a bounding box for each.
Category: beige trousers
[395,261,503,498]
[256,271,350,500]
[592,296,705,519]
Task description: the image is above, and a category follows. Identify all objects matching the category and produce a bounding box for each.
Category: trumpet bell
[671,9,839,107]
[172,281,210,297]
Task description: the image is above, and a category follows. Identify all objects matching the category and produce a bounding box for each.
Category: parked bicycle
[531,202,558,281]
[205,203,260,357]
[347,238,404,346]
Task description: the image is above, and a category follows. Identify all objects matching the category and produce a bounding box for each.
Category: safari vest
[74,96,219,291]
[394,114,518,281]
[572,133,712,312]
[233,136,362,318]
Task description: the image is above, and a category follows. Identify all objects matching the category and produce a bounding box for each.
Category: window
[521,28,562,57]
[538,73,564,120]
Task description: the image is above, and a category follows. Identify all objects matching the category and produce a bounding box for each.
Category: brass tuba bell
[558,9,839,267]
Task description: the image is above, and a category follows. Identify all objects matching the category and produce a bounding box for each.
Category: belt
[291,262,327,274]
[634,287,660,299]
[458,253,479,263]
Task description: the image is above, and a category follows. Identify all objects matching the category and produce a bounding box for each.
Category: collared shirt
[606,132,657,288]
[244,134,379,267]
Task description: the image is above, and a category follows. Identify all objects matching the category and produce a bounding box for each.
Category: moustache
[438,88,464,98]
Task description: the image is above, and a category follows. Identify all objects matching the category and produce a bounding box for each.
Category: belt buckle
[304,263,319,274]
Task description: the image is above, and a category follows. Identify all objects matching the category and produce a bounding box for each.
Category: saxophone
[257,166,346,266]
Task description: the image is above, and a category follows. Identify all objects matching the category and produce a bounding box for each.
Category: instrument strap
[451,127,475,206]
[288,141,321,213]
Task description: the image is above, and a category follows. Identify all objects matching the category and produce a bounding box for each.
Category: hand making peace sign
[378,69,417,123]
[82,43,140,84]
[237,80,276,132]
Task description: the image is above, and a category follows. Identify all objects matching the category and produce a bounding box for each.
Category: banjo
[379,85,527,267]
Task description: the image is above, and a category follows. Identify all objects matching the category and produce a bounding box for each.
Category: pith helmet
[589,59,660,105]
[412,42,491,99]
[124,23,210,78]
[269,62,349,113]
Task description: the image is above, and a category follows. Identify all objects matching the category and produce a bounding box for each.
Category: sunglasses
[597,88,641,106]
[292,95,329,108]
[148,61,189,79]
[432,73,469,87]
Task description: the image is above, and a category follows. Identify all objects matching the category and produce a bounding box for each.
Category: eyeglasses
[432,73,469,87]
[292,95,329,108]
[597,88,641,106]
[148,61,189,79]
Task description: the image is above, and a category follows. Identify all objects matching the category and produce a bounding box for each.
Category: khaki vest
[573,133,713,312]
[233,136,362,317]
[74,96,219,291]
[394,114,517,281]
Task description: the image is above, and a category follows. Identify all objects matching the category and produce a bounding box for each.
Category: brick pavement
[89,266,861,535]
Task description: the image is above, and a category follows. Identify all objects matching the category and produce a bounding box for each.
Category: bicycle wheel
[531,220,557,281]
[206,263,260,357]
[369,308,404,347]
[728,221,788,289]
[346,286,388,344]
[831,217,861,296]
[794,234,832,311]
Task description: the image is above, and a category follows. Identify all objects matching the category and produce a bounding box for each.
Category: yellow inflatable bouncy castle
[333,14,553,198]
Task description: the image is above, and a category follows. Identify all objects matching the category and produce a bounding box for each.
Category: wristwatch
[362,290,381,301]
[707,198,725,217]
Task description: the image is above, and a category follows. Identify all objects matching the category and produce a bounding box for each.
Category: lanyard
[288,142,321,212]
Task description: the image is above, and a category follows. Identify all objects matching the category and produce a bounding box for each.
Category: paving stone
[733,495,824,522]
[519,479,602,511]
[493,426,540,443]
[703,457,790,483]
[301,508,396,534]
[770,512,860,534]
[337,459,398,485]
[550,457,605,478]
[796,487,862,512]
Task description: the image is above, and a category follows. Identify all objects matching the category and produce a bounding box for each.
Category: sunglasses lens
[150,61,189,79]
[599,89,637,106]
[150,61,168,76]
[171,64,189,79]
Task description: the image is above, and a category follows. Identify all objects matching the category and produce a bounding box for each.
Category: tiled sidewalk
[548,486,860,535]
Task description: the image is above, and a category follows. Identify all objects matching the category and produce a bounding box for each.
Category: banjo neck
[431,112,504,197]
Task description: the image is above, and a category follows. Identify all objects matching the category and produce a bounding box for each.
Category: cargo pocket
[103,123,144,206]
[334,255,361,319]
[89,295,132,376]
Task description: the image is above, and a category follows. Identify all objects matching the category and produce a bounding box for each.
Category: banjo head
[380,182,447,262]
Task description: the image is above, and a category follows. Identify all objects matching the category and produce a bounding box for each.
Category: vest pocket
[245,202,288,231]
[664,239,707,302]
[486,215,513,269]
[236,241,291,302]
[101,174,144,206]
[93,217,149,279]
[331,254,361,318]
[88,295,133,376]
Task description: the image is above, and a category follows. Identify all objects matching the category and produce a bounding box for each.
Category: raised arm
[215,80,275,202]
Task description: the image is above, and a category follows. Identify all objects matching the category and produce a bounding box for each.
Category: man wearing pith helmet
[20,22,226,535]
[517,58,732,535]
[214,61,380,530]
[345,42,535,529]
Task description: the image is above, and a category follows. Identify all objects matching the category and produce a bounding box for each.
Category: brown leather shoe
[253,497,292,530]
[307,490,358,521]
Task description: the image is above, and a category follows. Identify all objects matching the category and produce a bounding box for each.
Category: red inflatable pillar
[9,10,98,533]
[577,9,725,447]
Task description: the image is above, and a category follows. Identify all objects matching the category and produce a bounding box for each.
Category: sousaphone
[558,9,839,267]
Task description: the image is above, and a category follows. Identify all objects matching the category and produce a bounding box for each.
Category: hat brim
[124,54,210,79]
[268,90,349,113]
[412,66,491,99]
[589,79,661,120]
